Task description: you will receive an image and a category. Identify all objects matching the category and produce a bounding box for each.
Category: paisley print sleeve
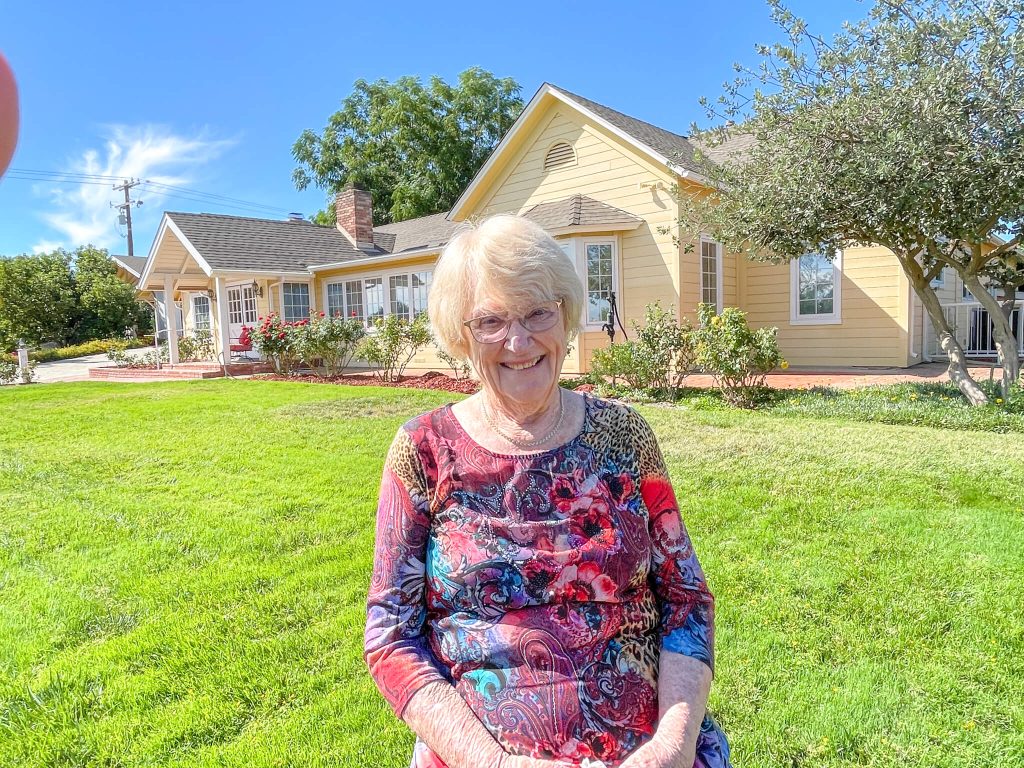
[631,408,716,673]
[365,427,449,717]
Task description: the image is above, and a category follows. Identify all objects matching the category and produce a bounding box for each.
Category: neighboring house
[134,82,1023,370]
[112,254,180,339]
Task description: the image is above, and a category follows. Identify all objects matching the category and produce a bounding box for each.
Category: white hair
[429,214,584,359]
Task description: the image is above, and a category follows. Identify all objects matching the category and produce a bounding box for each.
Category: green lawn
[1,380,1022,767]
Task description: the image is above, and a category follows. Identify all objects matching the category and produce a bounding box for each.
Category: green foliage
[293,67,523,224]
[434,345,472,381]
[106,340,169,368]
[248,314,303,375]
[27,337,149,363]
[177,331,214,362]
[685,0,1024,402]
[357,313,432,382]
[692,304,784,408]
[294,313,366,376]
[0,246,150,349]
[0,356,34,384]
[589,303,696,395]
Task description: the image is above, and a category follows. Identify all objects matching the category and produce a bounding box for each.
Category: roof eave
[307,245,443,273]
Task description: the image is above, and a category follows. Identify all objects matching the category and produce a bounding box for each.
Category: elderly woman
[365,215,730,768]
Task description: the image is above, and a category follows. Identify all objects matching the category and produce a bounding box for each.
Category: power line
[5,167,294,216]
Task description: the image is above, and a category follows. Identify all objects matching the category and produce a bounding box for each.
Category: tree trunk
[962,274,1020,395]
[907,269,988,405]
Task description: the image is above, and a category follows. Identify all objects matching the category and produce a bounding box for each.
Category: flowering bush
[692,303,784,408]
[248,313,302,375]
[357,313,431,382]
[0,356,34,384]
[178,331,214,362]
[589,303,696,395]
[435,344,473,381]
[294,312,366,376]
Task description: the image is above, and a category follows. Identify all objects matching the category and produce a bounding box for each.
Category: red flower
[549,475,576,513]
[569,500,616,548]
[277,331,286,340]
[318,311,325,317]
[605,472,635,505]
[590,732,617,760]
[554,561,617,602]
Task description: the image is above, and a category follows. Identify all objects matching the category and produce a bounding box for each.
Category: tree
[0,251,78,347]
[0,247,149,349]
[684,0,1024,404]
[73,246,149,340]
[292,67,523,225]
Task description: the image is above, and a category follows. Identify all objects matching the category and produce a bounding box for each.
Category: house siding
[741,245,911,367]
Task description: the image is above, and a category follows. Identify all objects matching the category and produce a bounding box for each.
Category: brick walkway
[681,362,999,390]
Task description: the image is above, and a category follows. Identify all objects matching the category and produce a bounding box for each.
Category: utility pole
[112,178,143,256]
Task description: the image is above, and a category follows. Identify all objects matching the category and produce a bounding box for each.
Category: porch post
[163,276,180,364]
[214,276,231,363]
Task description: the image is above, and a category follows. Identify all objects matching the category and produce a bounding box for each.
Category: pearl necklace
[481,390,565,450]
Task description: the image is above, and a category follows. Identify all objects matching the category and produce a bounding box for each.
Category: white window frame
[191,294,211,333]
[790,251,843,325]
[280,281,312,323]
[699,236,724,313]
[561,237,620,330]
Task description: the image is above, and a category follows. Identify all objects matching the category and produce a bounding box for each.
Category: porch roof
[522,195,643,233]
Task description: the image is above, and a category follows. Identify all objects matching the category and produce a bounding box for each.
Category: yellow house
[136,83,1019,370]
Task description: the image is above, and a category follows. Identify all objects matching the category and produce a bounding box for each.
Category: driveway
[29,350,152,383]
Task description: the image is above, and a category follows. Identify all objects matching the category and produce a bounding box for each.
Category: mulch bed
[258,370,481,394]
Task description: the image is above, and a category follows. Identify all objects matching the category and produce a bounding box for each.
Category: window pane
[327,283,345,318]
[701,241,720,310]
[797,253,836,317]
[228,288,243,325]
[282,283,310,322]
[411,271,431,318]
[365,277,384,326]
[345,280,364,322]
[193,296,211,332]
[389,274,411,320]
[586,243,613,324]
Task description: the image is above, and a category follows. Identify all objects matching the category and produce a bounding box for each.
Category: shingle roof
[523,195,643,231]
[111,254,146,277]
[373,212,461,255]
[548,84,703,174]
[167,212,382,272]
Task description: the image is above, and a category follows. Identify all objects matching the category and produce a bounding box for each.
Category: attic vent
[544,141,576,171]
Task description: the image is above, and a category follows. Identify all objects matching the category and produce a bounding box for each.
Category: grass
[0,380,1022,767]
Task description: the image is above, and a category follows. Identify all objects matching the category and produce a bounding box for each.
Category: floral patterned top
[365,395,730,767]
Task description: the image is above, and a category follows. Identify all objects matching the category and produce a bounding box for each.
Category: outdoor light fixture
[251,280,263,298]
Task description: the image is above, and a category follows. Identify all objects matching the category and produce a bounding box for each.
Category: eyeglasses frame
[462,299,564,344]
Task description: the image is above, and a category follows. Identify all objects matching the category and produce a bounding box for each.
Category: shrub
[0,357,35,384]
[107,341,169,368]
[692,303,784,408]
[357,313,431,382]
[177,331,214,362]
[248,314,303,375]
[589,303,697,395]
[27,337,149,363]
[435,345,473,381]
[293,312,366,376]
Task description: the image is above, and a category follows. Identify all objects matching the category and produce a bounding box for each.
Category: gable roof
[111,254,146,278]
[373,212,461,256]
[522,195,643,233]
[165,211,383,273]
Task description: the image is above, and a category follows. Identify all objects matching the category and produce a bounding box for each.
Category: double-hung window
[791,252,842,324]
[282,283,311,322]
[365,277,385,325]
[411,271,431,318]
[389,275,411,321]
[700,239,722,312]
[327,279,370,323]
[585,241,615,326]
[192,295,211,332]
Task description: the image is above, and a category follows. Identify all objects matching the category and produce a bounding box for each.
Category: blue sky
[0,0,868,258]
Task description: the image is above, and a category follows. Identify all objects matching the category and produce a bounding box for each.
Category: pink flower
[318,311,325,317]
[554,561,617,602]
[549,475,576,513]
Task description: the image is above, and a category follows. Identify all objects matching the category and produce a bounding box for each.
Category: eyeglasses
[463,300,563,343]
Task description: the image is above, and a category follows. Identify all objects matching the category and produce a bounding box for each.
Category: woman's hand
[616,733,693,768]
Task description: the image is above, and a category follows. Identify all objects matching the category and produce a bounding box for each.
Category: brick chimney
[335,184,375,250]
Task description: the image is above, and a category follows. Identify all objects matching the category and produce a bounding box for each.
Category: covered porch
[924,299,1024,361]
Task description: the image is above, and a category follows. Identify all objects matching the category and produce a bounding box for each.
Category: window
[791,252,842,324]
[585,242,615,325]
[389,274,411,320]
[192,295,211,332]
[365,277,385,325]
[411,271,431,318]
[930,268,945,289]
[345,280,364,322]
[700,239,722,311]
[326,283,345,318]
[282,283,310,322]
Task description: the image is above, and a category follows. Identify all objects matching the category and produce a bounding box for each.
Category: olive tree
[684,0,1024,403]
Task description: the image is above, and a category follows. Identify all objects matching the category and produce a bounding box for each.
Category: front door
[226,283,258,343]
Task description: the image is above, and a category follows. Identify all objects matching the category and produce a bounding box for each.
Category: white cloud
[36,126,234,253]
